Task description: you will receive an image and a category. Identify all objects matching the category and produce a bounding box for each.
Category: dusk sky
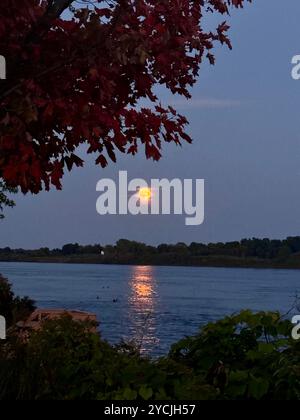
[1,0,300,249]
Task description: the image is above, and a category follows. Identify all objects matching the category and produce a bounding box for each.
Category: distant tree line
[0,243,104,257]
[1,237,300,265]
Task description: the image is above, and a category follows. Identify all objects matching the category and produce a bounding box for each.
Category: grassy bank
[1,253,300,270]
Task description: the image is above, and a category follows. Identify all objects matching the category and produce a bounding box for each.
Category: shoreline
[1,256,300,270]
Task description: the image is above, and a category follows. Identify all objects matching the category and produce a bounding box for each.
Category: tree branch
[0,1,75,99]
[45,0,75,21]
[26,0,75,44]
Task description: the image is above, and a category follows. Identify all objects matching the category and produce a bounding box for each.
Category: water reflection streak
[128,266,159,353]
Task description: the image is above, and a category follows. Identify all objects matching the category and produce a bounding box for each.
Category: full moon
[138,187,152,202]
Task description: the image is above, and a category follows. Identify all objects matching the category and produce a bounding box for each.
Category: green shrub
[169,310,300,400]
[0,275,35,327]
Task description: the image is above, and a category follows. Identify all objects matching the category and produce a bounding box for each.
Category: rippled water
[0,262,299,355]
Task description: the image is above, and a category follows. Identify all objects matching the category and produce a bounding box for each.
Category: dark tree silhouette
[0,0,251,194]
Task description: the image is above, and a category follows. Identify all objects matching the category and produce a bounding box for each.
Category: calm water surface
[0,262,299,355]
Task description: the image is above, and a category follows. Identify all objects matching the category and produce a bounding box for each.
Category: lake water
[0,262,299,355]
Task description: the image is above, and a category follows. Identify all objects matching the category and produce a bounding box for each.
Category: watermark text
[291,55,300,80]
[0,315,6,340]
[96,171,205,226]
[0,55,6,80]
[292,315,300,340]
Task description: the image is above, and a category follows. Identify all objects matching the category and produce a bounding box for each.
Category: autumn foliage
[0,0,250,194]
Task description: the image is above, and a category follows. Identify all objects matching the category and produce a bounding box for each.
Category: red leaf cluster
[0,0,250,193]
